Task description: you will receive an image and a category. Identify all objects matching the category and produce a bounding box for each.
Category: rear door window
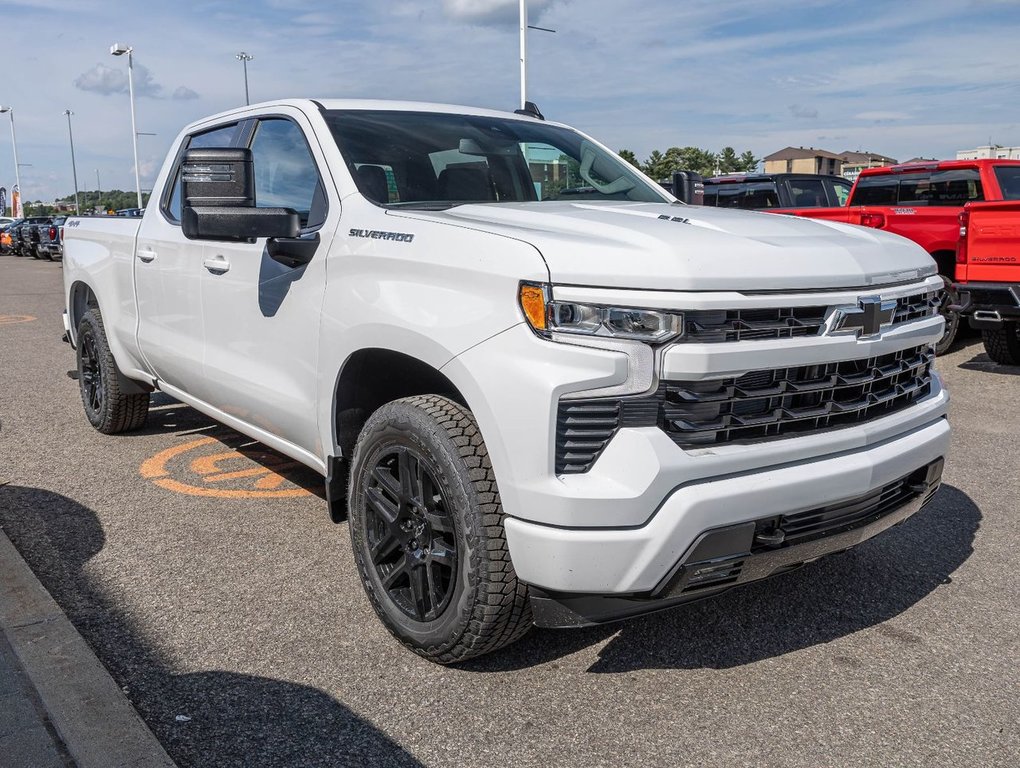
[852,175,898,205]
[828,178,851,205]
[786,178,826,207]
[994,166,1020,200]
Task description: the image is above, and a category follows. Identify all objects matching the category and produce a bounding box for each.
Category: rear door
[134,122,241,392]
[195,110,334,456]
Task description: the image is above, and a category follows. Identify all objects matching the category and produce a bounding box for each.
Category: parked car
[701,172,851,209]
[0,222,14,253]
[62,99,949,662]
[769,159,1020,354]
[953,200,1020,364]
[36,216,67,260]
[9,216,53,257]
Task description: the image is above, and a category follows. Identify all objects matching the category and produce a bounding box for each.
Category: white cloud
[789,104,819,120]
[74,61,163,97]
[171,86,200,101]
[441,0,555,25]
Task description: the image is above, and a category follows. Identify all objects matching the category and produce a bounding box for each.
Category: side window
[165,123,239,221]
[787,178,826,207]
[851,176,897,205]
[250,118,324,227]
[829,179,851,205]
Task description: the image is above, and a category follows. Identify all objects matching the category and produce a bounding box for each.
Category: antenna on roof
[515,101,545,120]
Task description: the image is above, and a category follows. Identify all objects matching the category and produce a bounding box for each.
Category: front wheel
[76,309,150,433]
[348,395,532,663]
[935,280,960,356]
[982,322,1020,365]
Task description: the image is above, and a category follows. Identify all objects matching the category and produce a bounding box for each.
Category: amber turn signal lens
[519,283,547,331]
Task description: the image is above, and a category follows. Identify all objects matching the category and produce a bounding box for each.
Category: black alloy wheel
[364,445,458,623]
[79,326,105,416]
[348,395,533,663]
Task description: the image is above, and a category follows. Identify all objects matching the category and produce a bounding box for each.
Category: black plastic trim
[529,458,944,629]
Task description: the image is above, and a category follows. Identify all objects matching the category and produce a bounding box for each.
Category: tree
[738,150,760,173]
[717,147,740,174]
[661,146,717,178]
[618,149,640,168]
[642,150,669,181]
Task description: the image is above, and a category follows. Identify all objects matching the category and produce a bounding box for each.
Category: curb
[0,529,176,768]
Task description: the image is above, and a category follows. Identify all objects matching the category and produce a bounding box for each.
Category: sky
[2,0,1018,204]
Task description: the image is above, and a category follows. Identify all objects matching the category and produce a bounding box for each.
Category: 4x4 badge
[828,296,897,338]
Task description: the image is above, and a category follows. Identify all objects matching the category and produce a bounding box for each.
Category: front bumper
[505,414,950,600]
[529,458,943,627]
[951,282,1020,329]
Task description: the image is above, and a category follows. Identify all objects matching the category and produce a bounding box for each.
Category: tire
[982,322,1020,365]
[935,280,960,356]
[76,309,150,433]
[348,395,532,663]
[31,244,41,259]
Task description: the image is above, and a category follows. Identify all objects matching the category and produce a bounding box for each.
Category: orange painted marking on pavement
[139,435,312,499]
[0,314,36,325]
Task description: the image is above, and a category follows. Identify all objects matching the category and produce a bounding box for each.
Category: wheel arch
[68,280,100,346]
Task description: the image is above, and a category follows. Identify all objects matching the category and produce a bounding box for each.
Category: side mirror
[180,147,300,241]
[671,171,705,205]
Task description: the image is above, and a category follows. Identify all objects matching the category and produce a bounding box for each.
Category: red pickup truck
[777,159,1020,354]
[953,201,1020,364]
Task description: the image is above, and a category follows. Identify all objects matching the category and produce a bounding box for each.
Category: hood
[391,201,936,291]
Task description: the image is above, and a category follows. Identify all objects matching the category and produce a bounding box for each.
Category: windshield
[324,110,669,209]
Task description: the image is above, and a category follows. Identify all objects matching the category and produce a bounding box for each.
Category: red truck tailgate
[958,201,1020,283]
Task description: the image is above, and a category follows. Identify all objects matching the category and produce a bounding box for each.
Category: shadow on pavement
[0,484,420,768]
[466,484,980,673]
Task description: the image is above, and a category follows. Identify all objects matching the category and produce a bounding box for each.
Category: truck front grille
[554,345,934,474]
[662,345,934,447]
[678,290,939,344]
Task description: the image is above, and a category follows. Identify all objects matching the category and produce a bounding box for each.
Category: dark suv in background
[702,173,851,209]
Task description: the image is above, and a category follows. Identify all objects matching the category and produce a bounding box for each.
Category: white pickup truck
[63,99,950,662]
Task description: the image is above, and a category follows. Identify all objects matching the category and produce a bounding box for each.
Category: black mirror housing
[182,207,301,242]
[179,146,301,241]
[672,171,705,205]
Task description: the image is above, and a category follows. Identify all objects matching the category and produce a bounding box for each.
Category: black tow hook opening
[753,527,786,547]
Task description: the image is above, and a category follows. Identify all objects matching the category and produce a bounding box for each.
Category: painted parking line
[139,434,313,499]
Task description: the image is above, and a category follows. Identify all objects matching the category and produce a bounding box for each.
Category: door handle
[137,248,157,263]
[203,255,230,274]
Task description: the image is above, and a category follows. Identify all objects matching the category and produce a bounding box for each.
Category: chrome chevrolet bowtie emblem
[828,296,897,338]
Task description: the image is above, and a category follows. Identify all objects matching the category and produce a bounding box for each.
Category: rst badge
[827,296,897,338]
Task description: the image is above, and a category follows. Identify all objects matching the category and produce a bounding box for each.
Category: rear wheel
[348,395,532,663]
[76,309,150,433]
[982,322,1020,365]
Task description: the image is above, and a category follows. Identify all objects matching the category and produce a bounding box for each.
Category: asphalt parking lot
[1,255,1018,768]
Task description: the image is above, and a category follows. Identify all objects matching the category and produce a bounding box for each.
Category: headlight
[519,282,684,343]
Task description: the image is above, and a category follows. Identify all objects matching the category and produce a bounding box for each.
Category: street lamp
[110,43,143,209]
[63,110,81,215]
[95,168,101,214]
[518,0,555,110]
[0,106,23,216]
[236,52,254,106]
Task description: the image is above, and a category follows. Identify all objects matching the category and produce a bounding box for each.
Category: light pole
[518,0,555,110]
[0,106,23,216]
[236,52,253,106]
[64,110,81,215]
[95,168,101,214]
[110,43,143,209]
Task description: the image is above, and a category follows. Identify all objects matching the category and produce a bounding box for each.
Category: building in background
[763,147,843,176]
[839,150,898,182]
[957,145,1020,160]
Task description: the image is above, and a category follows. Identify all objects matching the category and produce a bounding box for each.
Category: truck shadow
[466,483,980,673]
[0,484,420,768]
